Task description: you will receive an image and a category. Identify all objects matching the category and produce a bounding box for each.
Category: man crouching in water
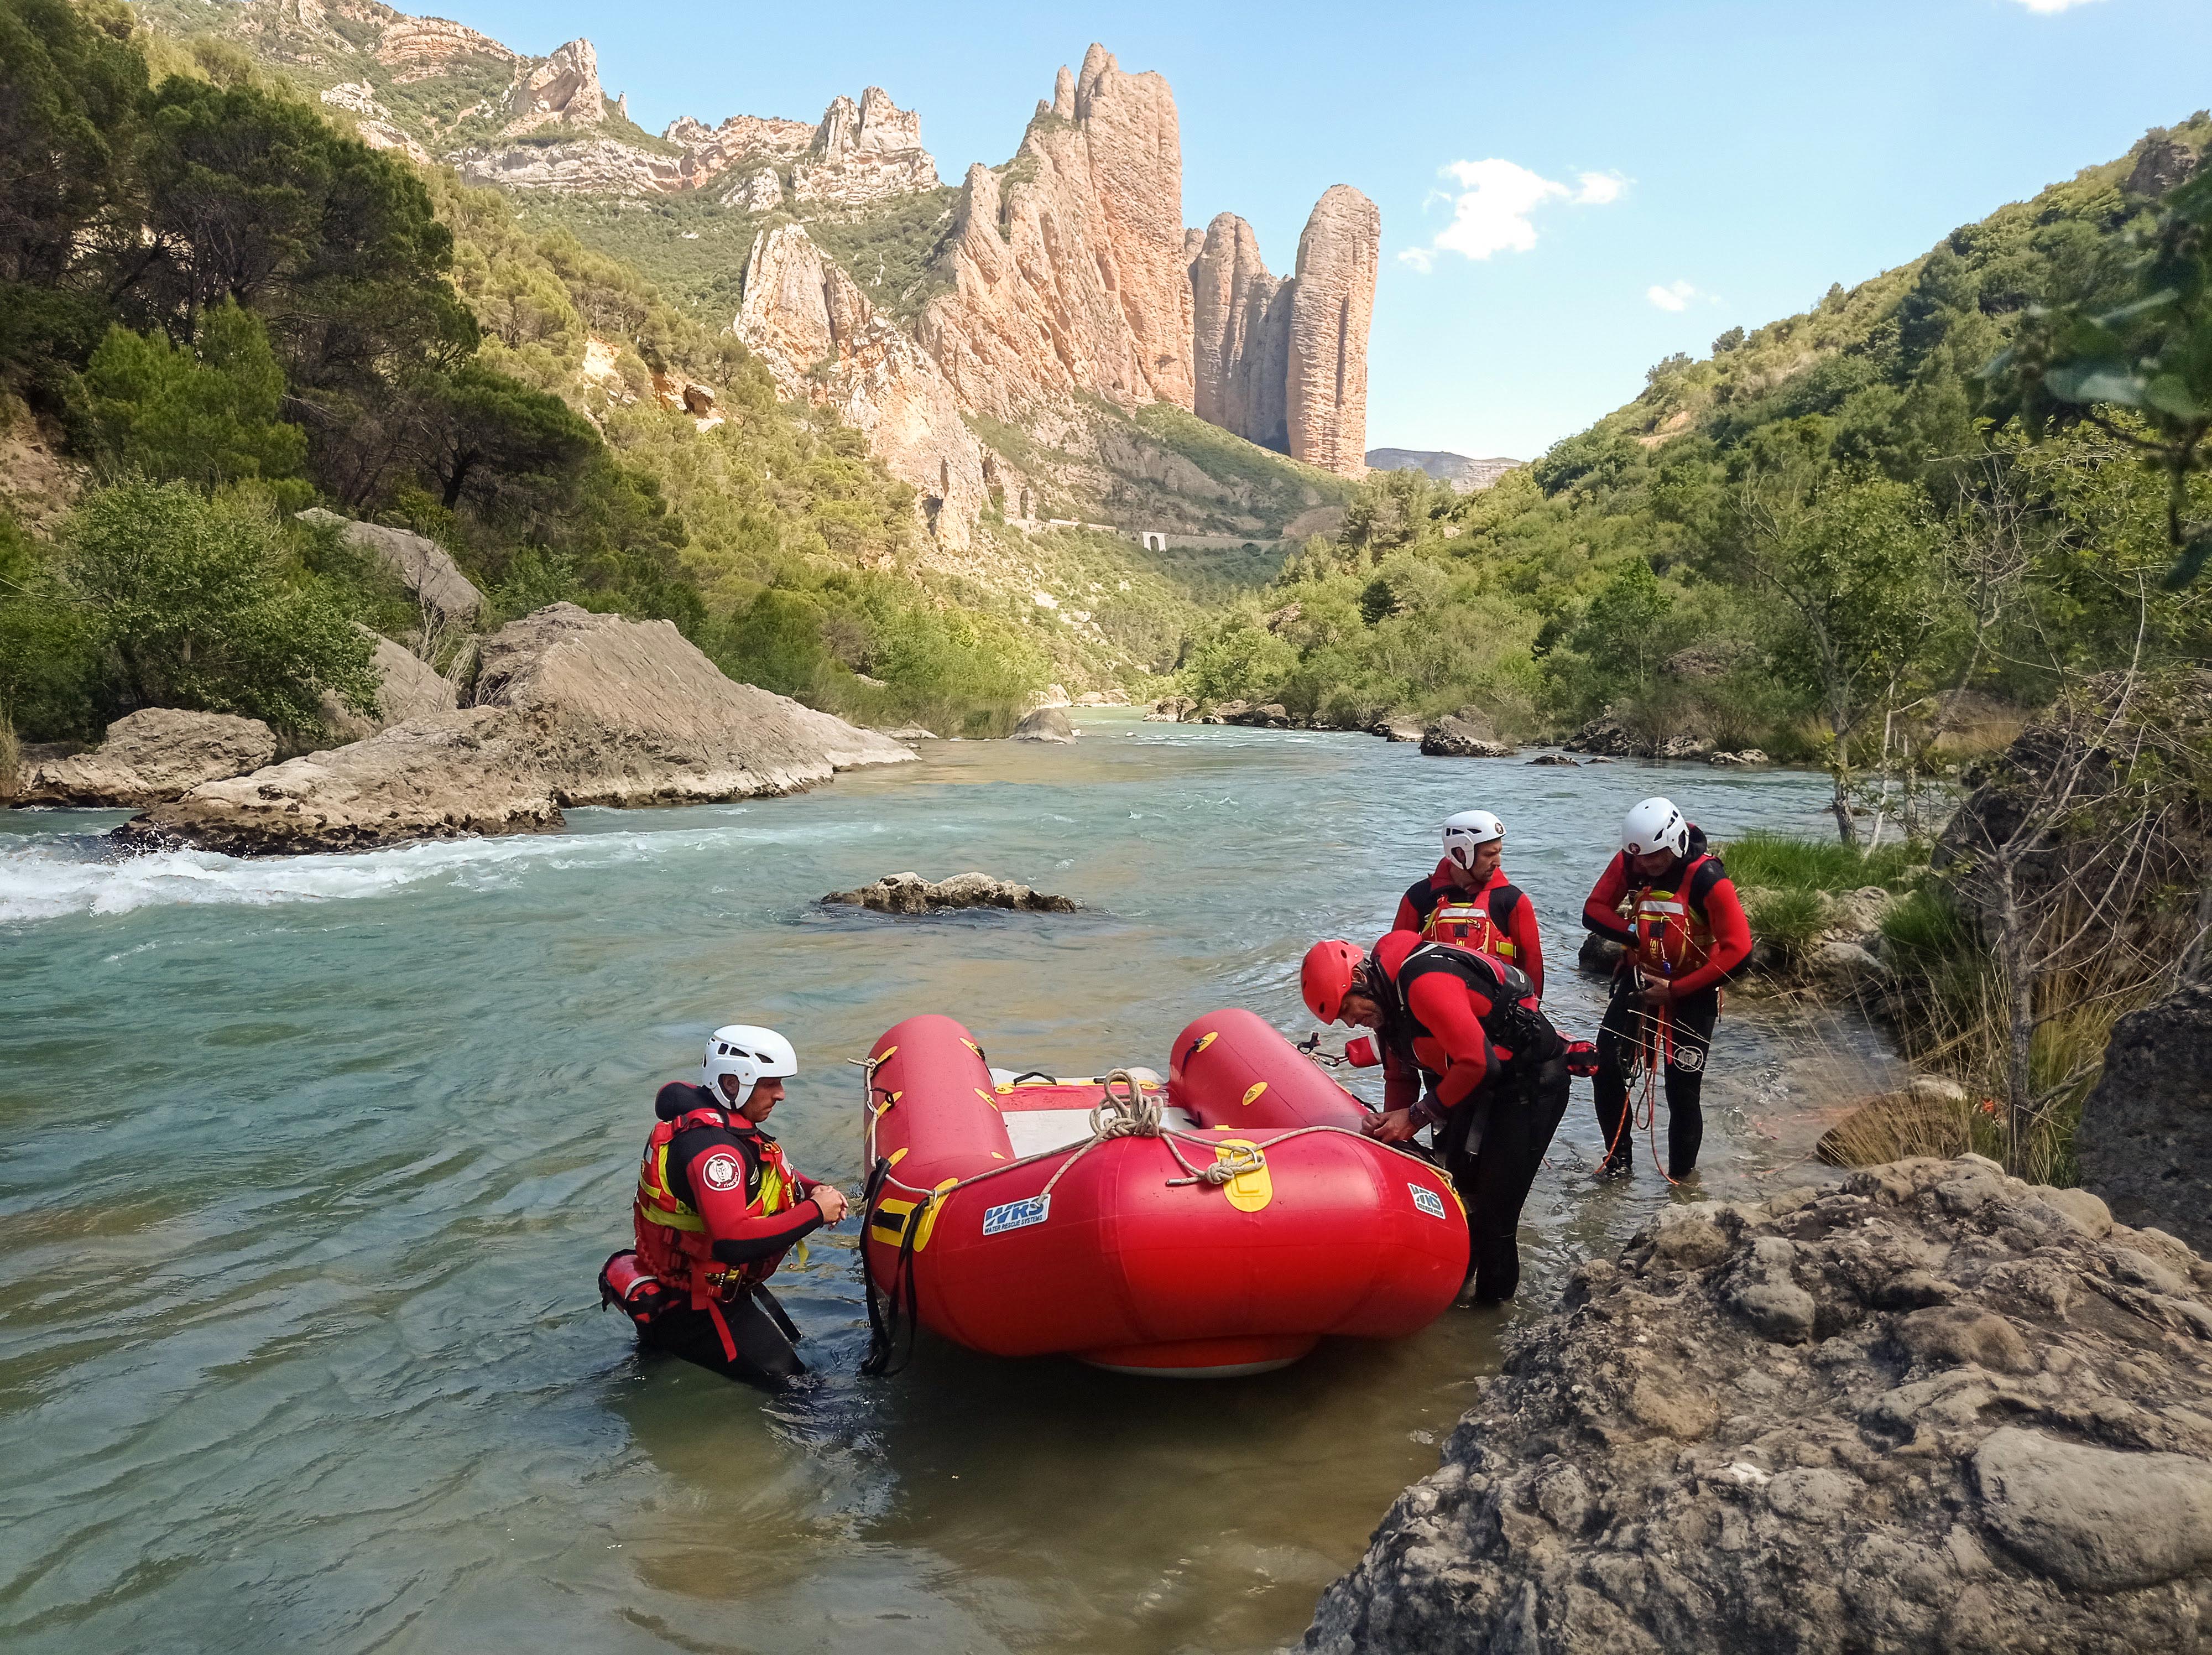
[601,1024,848,1389]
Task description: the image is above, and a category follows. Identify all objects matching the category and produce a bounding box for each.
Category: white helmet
[1622,797,1689,859]
[701,1023,798,1106]
[1442,809,1505,871]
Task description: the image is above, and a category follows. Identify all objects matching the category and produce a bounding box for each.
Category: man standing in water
[1580,798,1753,1180]
[1302,934,1570,1305]
[1393,809,1546,996]
[607,1024,848,1389]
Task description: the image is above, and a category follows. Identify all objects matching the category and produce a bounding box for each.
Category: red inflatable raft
[858,1008,1470,1377]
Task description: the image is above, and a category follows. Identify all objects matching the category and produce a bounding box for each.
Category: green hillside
[1192,115,2212,790]
[1,0,1303,750]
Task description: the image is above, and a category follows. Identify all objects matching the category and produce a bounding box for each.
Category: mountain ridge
[137,0,1383,557]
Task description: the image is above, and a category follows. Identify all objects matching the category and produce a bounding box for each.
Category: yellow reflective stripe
[640,1204,707,1232]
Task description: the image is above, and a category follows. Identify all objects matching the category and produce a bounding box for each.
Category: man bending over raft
[1394,808,1545,996]
[600,1024,849,1389]
[1580,798,1754,1181]
[1303,935,1570,1305]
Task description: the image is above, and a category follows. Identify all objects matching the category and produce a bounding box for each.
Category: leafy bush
[58,480,377,735]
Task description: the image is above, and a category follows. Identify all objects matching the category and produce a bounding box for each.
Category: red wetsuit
[1579,826,1754,1177]
[1393,860,1546,998]
[1366,931,1569,1305]
[629,1081,830,1387]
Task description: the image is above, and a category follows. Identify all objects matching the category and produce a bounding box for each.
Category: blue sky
[444,0,2212,460]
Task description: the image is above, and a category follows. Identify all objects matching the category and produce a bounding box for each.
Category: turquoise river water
[0,714,1898,1654]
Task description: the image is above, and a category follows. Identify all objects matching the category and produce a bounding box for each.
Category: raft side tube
[1168,1007,1370,1131]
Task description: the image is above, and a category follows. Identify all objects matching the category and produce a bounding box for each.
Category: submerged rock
[2075,982,2212,1254]
[1526,753,1579,767]
[18,709,275,807]
[822,871,1078,913]
[116,604,911,855]
[1012,706,1076,742]
[1302,1153,2212,1654]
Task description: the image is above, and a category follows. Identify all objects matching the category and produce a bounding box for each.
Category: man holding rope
[1580,798,1754,1182]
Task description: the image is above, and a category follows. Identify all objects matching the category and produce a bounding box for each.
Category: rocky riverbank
[109,602,911,855]
[1302,1153,2212,1653]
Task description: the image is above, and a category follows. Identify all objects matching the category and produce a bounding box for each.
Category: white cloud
[1399,159,1627,270]
[2006,0,2105,12]
[1647,279,1699,311]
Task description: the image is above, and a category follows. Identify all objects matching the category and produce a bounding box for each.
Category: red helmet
[1301,939,1368,1023]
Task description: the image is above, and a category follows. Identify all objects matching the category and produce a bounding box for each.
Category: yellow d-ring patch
[914,1178,959,1250]
[1240,1081,1267,1107]
[974,1087,1000,1110]
[1191,1031,1219,1058]
[961,1038,983,1056]
[888,1146,909,1167]
[1213,1138,1272,1212]
[874,1044,898,1063]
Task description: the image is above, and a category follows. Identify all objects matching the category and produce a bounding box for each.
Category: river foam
[0,810,878,925]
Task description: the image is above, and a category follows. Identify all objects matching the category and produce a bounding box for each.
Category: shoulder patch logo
[700,1152,742,1192]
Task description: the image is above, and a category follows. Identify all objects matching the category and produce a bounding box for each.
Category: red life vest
[1405,867,1525,965]
[1627,853,1718,977]
[632,1105,801,1312]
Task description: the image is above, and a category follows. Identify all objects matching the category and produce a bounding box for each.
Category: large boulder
[319,629,459,745]
[296,509,485,627]
[1227,701,1290,728]
[2075,982,2212,1254]
[1421,715,1516,758]
[1012,707,1076,743]
[1304,1155,2212,1655]
[18,709,275,807]
[821,871,1078,914]
[115,603,912,855]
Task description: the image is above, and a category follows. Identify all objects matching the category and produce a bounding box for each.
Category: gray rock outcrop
[19,709,277,808]
[1011,707,1076,743]
[1304,1154,2212,1654]
[115,604,912,855]
[1421,714,1516,758]
[2075,982,2212,1253]
[822,871,1079,914]
[295,509,484,627]
[319,629,459,745]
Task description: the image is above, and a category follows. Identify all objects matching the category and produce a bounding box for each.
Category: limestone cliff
[916,44,1196,422]
[794,87,940,206]
[738,223,987,551]
[500,38,606,138]
[1285,185,1380,474]
[1191,213,1291,453]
